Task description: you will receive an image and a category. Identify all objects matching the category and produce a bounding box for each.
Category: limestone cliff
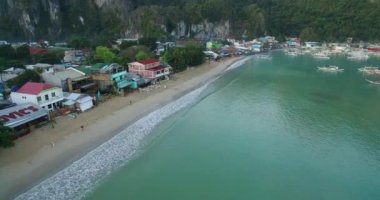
[0,0,232,41]
[0,0,134,41]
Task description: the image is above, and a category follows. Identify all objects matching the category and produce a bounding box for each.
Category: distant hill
[0,0,379,42]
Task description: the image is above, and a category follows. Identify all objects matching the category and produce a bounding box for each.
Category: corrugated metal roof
[138,59,160,65]
[0,103,48,128]
[16,82,57,95]
[50,68,85,80]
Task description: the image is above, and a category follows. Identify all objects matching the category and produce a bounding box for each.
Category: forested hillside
[0,0,380,42]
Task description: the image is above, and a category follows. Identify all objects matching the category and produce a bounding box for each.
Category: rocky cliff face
[0,0,232,41]
[0,0,134,41]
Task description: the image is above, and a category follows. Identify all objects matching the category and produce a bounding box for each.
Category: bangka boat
[365,79,380,85]
[358,66,380,75]
[313,52,330,60]
[347,52,369,60]
[317,65,344,72]
[257,54,272,59]
[286,51,298,56]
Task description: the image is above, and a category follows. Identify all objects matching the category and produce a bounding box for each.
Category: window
[37,96,42,102]
[45,94,49,101]
[48,104,52,109]
[52,92,56,97]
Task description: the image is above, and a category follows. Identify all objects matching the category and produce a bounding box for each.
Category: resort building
[10,82,64,110]
[128,58,172,80]
[78,63,133,95]
[42,67,95,93]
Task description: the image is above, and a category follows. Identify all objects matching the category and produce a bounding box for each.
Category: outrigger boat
[317,65,344,72]
[358,66,380,75]
[365,79,380,85]
[313,52,330,60]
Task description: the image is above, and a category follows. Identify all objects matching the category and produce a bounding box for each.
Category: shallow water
[85,52,380,200]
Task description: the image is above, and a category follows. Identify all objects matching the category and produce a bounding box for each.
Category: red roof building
[17,82,56,95]
[11,82,64,110]
[29,48,48,55]
[138,58,160,65]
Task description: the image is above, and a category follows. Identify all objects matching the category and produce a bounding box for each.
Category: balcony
[155,71,171,78]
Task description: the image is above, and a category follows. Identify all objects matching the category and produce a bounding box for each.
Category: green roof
[92,63,108,69]
[77,67,93,75]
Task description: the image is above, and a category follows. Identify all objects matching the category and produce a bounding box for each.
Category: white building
[25,63,54,74]
[10,82,64,110]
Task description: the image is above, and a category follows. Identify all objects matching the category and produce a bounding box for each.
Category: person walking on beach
[81,125,84,131]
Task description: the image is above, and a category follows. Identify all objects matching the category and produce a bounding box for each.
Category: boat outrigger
[365,79,380,85]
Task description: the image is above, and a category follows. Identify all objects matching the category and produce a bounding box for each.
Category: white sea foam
[15,59,249,200]
[224,56,252,72]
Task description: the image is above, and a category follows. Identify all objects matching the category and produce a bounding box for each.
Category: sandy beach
[0,56,244,199]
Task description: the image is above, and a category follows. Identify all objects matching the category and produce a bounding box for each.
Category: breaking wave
[15,58,250,200]
[224,56,252,72]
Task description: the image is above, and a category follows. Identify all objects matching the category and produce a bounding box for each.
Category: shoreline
[0,56,248,199]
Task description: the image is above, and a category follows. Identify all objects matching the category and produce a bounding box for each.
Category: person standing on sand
[81,125,84,131]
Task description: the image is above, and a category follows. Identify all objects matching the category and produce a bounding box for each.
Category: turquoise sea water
[86,52,380,200]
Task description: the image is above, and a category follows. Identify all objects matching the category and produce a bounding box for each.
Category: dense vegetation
[163,43,205,72]
[1,0,380,42]
[0,121,15,148]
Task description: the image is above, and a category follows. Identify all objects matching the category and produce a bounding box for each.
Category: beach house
[78,63,133,95]
[10,82,64,110]
[128,58,172,80]
[42,67,94,93]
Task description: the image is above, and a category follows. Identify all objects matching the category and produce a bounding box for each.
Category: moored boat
[348,52,369,60]
[317,65,344,72]
[358,66,380,75]
[313,52,330,59]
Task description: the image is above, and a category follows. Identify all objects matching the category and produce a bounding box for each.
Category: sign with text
[0,103,48,128]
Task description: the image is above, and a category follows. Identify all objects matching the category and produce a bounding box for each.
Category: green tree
[243,4,266,39]
[32,52,62,64]
[119,45,151,64]
[69,36,91,49]
[7,70,42,88]
[133,6,166,38]
[120,41,138,50]
[163,47,187,72]
[300,27,319,42]
[0,45,15,59]
[138,37,158,51]
[184,43,204,66]
[184,2,203,25]
[0,121,15,148]
[15,44,31,62]
[93,46,117,63]
[163,43,204,72]
[136,51,149,61]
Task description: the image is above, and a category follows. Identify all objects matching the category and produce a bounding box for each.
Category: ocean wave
[224,56,252,72]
